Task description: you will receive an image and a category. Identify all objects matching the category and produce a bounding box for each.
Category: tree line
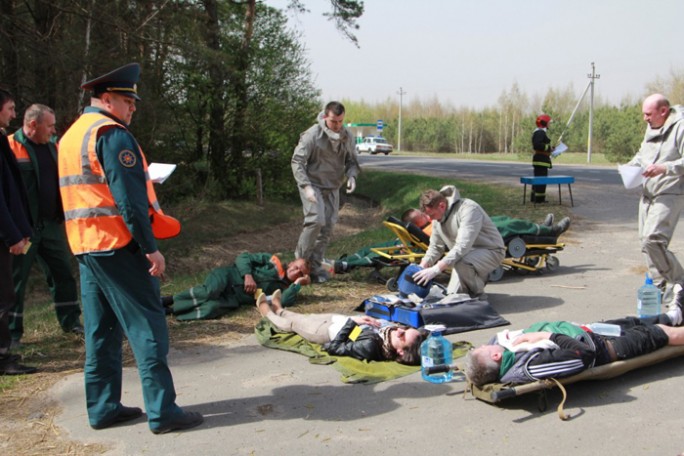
[0,0,363,201]
[3,1,682,204]
[344,72,684,164]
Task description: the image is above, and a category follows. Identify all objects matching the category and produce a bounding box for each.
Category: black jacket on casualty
[323,318,385,362]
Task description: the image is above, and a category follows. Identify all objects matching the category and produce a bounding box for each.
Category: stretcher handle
[491,388,519,402]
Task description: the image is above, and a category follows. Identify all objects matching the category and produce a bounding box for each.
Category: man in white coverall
[413,185,505,298]
[291,101,361,282]
[628,93,684,306]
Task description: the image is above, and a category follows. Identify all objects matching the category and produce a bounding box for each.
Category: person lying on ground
[407,209,570,242]
[256,289,428,365]
[464,289,684,387]
[163,253,310,321]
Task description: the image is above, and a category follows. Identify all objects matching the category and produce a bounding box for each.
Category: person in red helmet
[531,114,553,203]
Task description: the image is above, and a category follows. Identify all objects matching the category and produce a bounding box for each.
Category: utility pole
[397,87,406,153]
[587,62,600,163]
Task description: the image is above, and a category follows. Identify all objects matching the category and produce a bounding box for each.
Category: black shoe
[0,358,38,375]
[543,213,554,227]
[552,217,571,235]
[334,261,349,274]
[70,324,85,335]
[151,411,204,434]
[91,405,144,430]
[161,295,174,307]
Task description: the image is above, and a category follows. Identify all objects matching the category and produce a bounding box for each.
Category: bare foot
[271,289,283,314]
[255,293,269,317]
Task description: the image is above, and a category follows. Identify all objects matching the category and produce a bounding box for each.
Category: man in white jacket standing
[413,185,505,298]
[628,93,684,307]
[291,102,360,282]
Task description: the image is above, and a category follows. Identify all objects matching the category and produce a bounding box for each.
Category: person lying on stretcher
[333,210,570,274]
[464,286,684,387]
[256,289,428,365]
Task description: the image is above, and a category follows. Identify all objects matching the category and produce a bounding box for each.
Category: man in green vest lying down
[164,253,310,321]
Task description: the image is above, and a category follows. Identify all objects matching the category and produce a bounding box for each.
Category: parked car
[356,136,393,155]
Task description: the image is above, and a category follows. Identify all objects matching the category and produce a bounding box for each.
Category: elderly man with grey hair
[7,104,82,346]
[628,94,684,308]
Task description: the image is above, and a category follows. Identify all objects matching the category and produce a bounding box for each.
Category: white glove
[412,264,441,285]
[346,176,356,194]
[304,185,317,203]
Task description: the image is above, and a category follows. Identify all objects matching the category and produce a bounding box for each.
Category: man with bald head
[628,93,684,308]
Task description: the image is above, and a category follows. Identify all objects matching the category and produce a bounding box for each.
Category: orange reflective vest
[58,112,179,255]
[7,134,31,165]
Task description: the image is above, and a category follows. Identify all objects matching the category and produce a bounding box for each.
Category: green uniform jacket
[10,129,62,223]
[172,252,302,321]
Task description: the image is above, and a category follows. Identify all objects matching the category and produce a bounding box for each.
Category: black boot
[0,355,37,375]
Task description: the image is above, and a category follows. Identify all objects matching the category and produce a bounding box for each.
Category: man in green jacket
[167,253,310,321]
[7,104,82,345]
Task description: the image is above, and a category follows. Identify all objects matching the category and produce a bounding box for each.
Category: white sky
[271,0,684,109]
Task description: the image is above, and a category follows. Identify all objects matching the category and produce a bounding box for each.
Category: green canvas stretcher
[254,318,472,384]
[468,344,684,418]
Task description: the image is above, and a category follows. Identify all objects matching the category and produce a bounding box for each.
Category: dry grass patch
[0,196,387,455]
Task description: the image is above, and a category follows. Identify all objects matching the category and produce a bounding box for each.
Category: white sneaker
[666,283,684,326]
[673,283,684,323]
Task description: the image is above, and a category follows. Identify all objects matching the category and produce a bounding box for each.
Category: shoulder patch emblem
[118,150,137,168]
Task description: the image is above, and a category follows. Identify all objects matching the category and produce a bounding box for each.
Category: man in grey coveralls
[413,185,506,298]
[628,93,684,306]
[291,101,360,282]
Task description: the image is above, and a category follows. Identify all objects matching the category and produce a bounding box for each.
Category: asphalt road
[358,153,623,186]
[51,158,684,456]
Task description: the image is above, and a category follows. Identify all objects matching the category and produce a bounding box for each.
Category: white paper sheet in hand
[148,163,177,184]
[618,164,644,189]
[551,142,568,158]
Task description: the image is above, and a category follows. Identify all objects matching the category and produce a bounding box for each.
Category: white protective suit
[422,185,505,297]
[628,105,684,299]
[291,111,361,275]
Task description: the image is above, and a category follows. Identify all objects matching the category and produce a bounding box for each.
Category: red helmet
[536,114,551,128]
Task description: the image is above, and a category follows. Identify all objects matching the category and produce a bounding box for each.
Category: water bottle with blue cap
[420,324,453,383]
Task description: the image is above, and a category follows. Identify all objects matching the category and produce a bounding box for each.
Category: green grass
[390,150,613,166]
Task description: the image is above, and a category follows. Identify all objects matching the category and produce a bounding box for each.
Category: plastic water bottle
[420,325,453,383]
[637,274,661,318]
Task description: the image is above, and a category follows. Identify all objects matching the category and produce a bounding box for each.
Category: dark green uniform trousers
[11,220,81,341]
[78,245,183,431]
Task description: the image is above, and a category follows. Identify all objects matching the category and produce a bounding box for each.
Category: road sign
[377,120,384,131]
